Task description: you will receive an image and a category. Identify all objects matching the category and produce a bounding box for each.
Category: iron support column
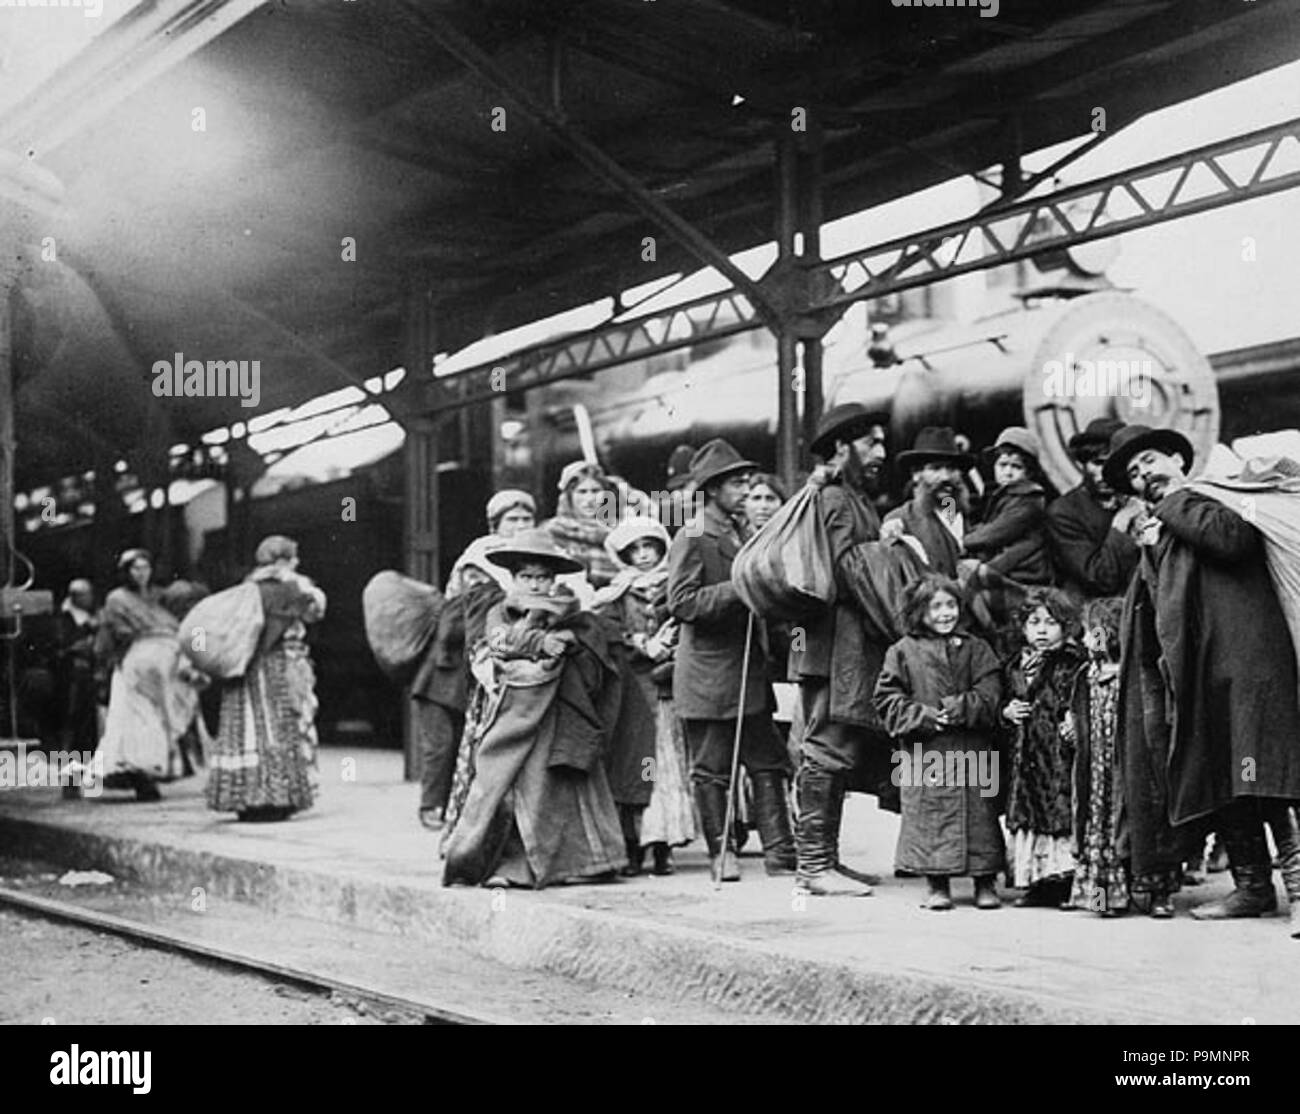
[799,119,825,460]
[775,128,800,491]
[0,270,13,589]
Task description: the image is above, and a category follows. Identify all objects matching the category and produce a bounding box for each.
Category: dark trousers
[683,714,790,790]
[415,700,463,813]
[798,677,898,811]
[797,678,859,773]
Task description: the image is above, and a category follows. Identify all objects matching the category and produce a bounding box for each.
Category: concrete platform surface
[0,747,1295,1025]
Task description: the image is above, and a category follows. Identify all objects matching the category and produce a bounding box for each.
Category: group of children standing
[873,574,1127,914]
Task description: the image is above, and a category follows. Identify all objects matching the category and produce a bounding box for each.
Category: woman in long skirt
[206,535,326,822]
[94,549,203,801]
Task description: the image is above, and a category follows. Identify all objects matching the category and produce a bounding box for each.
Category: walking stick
[715,610,756,889]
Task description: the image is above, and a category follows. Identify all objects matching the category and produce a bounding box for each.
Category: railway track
[0,883,501,1026]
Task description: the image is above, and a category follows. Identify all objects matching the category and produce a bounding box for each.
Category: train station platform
[0,746,1294,1025]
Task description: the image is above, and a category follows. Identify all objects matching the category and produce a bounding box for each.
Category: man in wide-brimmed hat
[883,426,974,576]
[667,438,795,881]
[1106,424,1300,931]
[1045,417,1142,599]
[790,402,891,896]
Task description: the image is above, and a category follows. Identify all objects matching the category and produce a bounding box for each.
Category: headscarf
[593,518,671,607]
[485,489,536,529]
[254,534,298,566]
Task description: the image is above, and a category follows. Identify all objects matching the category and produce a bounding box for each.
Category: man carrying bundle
[790,404,891,897]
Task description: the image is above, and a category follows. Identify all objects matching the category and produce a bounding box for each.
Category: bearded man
[790,404,890,896]
[882,427,974,575]
[1106,425,1300,931]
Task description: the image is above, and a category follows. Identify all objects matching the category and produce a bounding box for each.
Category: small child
[1068,598,1131,916]
[964,427,1053,585]
[595,518,695,876]
[1002,587,1087,908]
[874,574,1006,911]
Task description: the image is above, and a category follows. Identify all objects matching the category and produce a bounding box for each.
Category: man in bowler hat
[1106,424,1300,929]
[883,427,973,575]
[1045,417,1142,600]
[667,439,796,881]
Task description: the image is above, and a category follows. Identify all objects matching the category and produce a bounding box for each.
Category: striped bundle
[731,484,836,621]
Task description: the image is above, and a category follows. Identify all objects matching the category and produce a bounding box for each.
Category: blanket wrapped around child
[441,599,639,888]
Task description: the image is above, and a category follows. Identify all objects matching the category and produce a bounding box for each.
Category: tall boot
[795,766,871,896]
[694,781,739,881]
[751,771,796,875]
[1267,805,1300,938]
[618,804,644,878]
[1191,806,1278,920]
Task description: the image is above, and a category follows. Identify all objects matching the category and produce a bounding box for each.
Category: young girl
[874,575,1005,910]
[595,519,695,876]
[1002,587,1087,907]
[1068,598,1130,916]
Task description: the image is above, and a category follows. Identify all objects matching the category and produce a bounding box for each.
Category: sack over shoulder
[363,571,444,682]
[731,484,835,620]
[178,582,265,679]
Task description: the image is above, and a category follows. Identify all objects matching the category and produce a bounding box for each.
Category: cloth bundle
[731,484,836,620]
[1193,455,1300,712]
[178,581,264,679]
[362,571,445,683]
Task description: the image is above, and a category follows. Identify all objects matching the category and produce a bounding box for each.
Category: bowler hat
[1102,425,1195,495]
[809,403,888,460]
[895,427,974,474]
[689,438,757,490]
[665,444,696,492]
[983,426,1041,465]
[486,528,585,575]
[1068,417,1126,456]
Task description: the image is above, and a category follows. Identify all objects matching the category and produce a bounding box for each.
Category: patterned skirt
[1070,669,1130,912]
[206,638,318,815]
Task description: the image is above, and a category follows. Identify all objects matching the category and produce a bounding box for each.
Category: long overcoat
[786,480,884,727]
[873,632,1005,875]
[667,501,771,720]
[1045,485,1139,599]
[1116,489,1300,883]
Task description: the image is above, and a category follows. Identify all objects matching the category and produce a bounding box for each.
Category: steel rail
[0,884,501,1026]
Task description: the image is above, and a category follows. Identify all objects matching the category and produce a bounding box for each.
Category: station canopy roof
[4,0,1299,489]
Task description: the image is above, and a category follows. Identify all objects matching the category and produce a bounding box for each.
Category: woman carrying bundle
[206,535,326,822]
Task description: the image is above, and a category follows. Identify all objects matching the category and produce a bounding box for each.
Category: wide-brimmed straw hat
[983,426,1041,465]
[1101,425,1195,495]
[809,402,888,460]
[690,439,757,490]
[895,427,974,474]
[486,528,585,575]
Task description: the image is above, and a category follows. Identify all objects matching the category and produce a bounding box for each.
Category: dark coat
[410,595,469,712]
[873,632,1005,875]
[787,480,883,727]
[1003,642,1086,837]
[964,479,1053,585]
[1046,485,1139,598]
[1117,489,1300,858]
[883,499,962,577]
[667,501,771,720]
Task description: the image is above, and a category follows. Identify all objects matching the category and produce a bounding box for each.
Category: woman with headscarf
[94,549,205,801]
[206,535,326,822]
[415,490,532,830]
[545,462,630,592]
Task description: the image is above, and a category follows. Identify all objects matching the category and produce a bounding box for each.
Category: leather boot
[695,781,739,882]
[1191,808,1278,920]
[794,766,871,896]
[1266,806,1300,938]
[618,805,644,877]
[751,771,797,875]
